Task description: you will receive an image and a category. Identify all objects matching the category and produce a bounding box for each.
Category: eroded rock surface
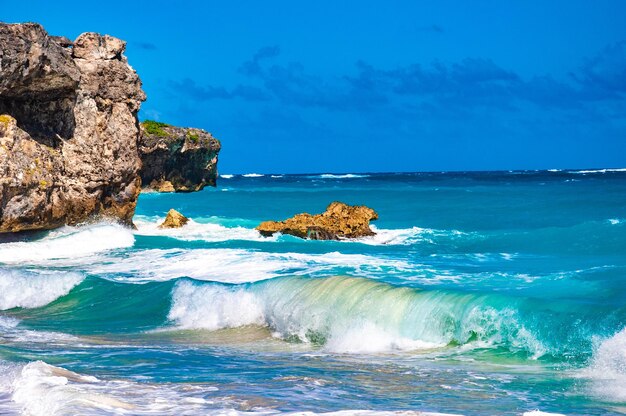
[257,201,378,240]
[159,209,189,229]
[139,121,221,192]
[0,23,145,233]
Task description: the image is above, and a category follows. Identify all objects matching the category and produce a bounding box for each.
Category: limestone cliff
[139,121,220,192]
[0,23,145,233]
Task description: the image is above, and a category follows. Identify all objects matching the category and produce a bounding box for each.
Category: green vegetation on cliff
[186,130,199,143]
[141,120,170,137]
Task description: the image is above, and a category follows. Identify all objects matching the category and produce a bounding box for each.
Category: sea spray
[583,327,626,402]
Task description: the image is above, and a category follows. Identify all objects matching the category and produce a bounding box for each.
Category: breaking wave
[0,223,134,264]
[571,168,626,174]
[582,327,626,402]
[317,174,369,179]
[0,269,84,310]
[168,276,546,356]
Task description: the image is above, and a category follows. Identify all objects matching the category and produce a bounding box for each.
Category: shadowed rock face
[0,23,145,233]
[257,201,378,240]
[139,121,221,192]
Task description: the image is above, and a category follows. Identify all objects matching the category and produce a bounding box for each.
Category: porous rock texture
[159,209,189,229]
[257,201,378,240]
[139,121,221,192]
[0,23,145,233]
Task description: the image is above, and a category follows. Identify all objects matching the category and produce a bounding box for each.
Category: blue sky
[4,1,626,173]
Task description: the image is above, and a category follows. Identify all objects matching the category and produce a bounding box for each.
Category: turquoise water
[1,169,626,415]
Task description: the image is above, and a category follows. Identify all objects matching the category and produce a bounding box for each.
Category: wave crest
[0,269,84,310]
[168,276,545,355]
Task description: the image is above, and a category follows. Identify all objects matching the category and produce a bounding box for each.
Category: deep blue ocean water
[1,169,626,415]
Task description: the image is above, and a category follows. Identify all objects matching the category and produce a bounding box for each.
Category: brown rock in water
[257,201,378,240]
[149,180,175,193]
[139,121,221,192]
[0,23,145,233]
[159,209,189,228]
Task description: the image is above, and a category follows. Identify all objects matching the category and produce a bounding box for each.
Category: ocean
[1,169,626,415]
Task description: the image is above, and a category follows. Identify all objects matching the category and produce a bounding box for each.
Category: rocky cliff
[139,121,220,192]
[0,23,145,233]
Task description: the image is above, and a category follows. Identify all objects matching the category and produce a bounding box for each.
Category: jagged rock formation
[139,121,220,192]
[159,209,189,228]
[0,23,145,233]
[257,201,378,240]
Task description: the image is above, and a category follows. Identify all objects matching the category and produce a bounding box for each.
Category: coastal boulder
[0,23,145,233]
[139,121,221,192]
[257,201,378,240]
[159,209,189,228]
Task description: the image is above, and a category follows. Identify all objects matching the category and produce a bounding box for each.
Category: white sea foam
[270,175,284,178]
[86,249,410,283]
[324,322,444,353]
[3,361,225,416]
[220,174,234,179]
[11,361,103,416]
[0,269,84,310]
[0,316,20,330]
[242,173,264,177]
[354,225,467,246]
[317,174,369,179]
[523,411,566,416]
[168,281,265,330]
[1,360,449,416]
[355,226,425,245]
[608,218,623,225]
[572,168,626,174]
[582,327,626,402]
[0,223,134,264]
[0,316,79,345]
[134,217,274,243]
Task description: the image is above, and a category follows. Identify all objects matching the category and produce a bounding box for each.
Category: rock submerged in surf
[159,209,189,228]
[256,201,378,240]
